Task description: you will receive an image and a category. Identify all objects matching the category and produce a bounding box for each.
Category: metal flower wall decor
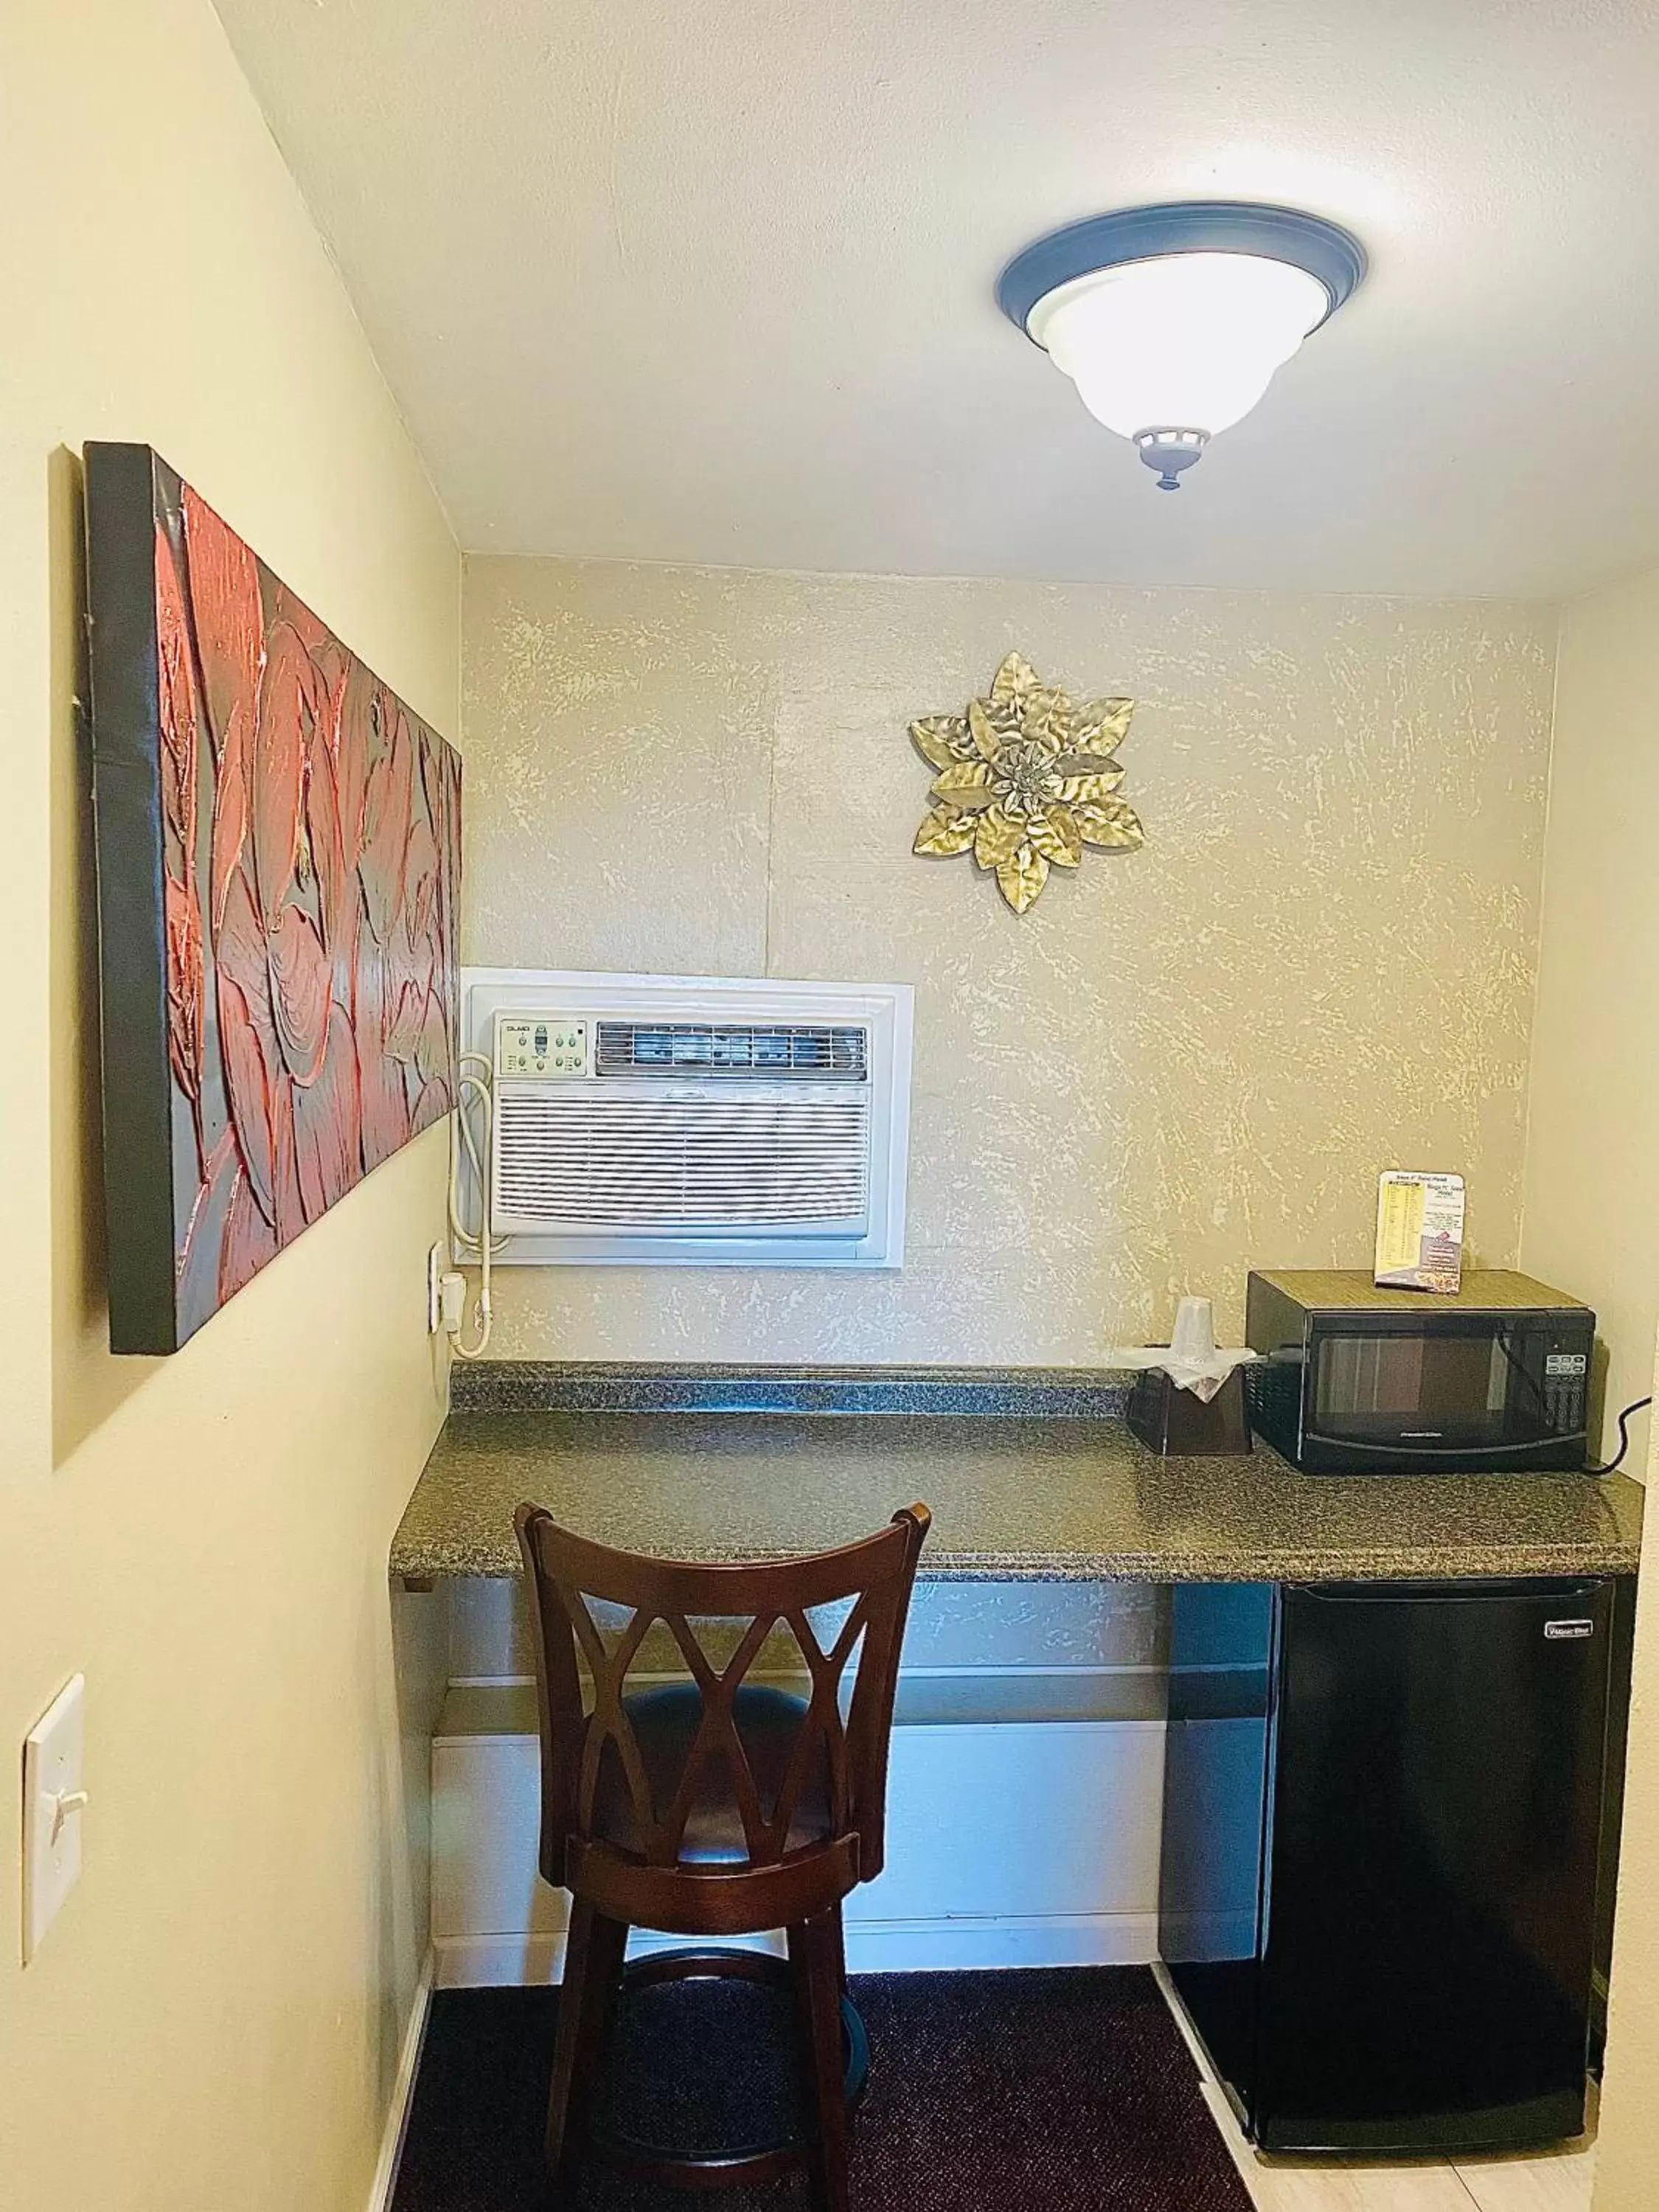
[911,653,1144,913]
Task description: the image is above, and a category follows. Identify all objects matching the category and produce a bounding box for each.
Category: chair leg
[545,1898,627,2195]
[789,1905,853,2212]
[830,1900,849,1998]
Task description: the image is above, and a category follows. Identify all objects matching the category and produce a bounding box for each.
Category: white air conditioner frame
[458,969,912,1268]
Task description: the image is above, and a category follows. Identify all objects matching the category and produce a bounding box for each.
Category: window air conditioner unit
[459,970,912,1267]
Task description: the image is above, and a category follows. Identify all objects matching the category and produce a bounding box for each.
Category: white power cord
[448,1052,504,1256]
[445,1050,502,1359]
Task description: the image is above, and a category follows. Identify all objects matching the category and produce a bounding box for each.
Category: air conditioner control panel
[495,1014,590,1079]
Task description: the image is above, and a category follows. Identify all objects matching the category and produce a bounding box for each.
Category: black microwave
[1244,1269,1593,1475]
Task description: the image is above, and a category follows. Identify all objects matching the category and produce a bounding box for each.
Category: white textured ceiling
[213,0,1659,597]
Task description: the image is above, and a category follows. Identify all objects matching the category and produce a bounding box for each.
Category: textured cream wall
[1522,565,1659,2212]
[1520,566,1659,1452]
[1,5,458,2210]
[1596,1391,1659,2212]
[462,556,1555,1361]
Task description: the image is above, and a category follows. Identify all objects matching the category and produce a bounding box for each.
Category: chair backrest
[515,1504,931,1892]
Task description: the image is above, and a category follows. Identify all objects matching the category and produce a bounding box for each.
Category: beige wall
[1520,567,1659,1450]
[1525,567,1659,2212]
[1598,1407,1659,2212]
[461,555,1554,1361]
[1,4,459,2209]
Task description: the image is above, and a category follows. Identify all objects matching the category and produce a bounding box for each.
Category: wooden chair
[515,1501,932,2209]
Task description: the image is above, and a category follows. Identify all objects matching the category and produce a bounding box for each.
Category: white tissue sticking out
[1107,1296,1259,1403]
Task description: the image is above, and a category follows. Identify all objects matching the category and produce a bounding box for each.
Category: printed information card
[1374,1171,1467,1293]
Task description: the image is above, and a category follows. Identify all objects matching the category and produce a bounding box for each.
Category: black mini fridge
[1159,1578,1616,2154]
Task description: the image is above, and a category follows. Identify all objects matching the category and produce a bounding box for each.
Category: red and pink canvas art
[86,445,462,1352]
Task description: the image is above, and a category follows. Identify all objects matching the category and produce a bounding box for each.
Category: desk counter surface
[390,1366,1644,1585]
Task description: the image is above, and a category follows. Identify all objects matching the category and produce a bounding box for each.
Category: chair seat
[590,1683,835,1865]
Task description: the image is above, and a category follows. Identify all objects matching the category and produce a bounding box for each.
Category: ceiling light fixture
[996,202,1366,489]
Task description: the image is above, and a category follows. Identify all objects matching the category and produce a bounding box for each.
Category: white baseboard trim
[435,1928,780,1988]
[846,1912,1160,1975]
[366,1952,434,2212]
[1152,1961,1215,2081]
[1152,1964,1271,2199]
[434,1912,1160,1991]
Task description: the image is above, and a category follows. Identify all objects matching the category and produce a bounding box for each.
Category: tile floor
[1154,1969,1597,2212]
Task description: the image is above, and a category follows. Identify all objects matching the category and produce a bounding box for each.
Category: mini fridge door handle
[1293,1577,1605,1605]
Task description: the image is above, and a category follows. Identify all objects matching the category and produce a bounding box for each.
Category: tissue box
[1126,1366,1252,1456]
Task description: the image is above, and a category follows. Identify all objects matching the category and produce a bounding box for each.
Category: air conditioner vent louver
[461,969,911,1268]
[595,1021,867,1079]
[495,1091,871,1227]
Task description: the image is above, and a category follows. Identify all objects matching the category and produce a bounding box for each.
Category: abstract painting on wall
[84,444,462,1354]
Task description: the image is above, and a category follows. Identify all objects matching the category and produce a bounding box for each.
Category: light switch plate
[23,1674,86,1964]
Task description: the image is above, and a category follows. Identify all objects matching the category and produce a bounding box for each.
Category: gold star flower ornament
[911,653,1144,913]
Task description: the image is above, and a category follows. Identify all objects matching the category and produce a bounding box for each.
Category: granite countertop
[392,1365,1644,1585]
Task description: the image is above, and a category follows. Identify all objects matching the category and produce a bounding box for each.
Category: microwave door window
[1312,1332,1523,1450]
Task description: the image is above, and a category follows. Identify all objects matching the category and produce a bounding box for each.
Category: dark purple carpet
[392,1966,1253,2211]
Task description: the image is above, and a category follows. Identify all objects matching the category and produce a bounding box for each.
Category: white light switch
[23,1674,86,1963]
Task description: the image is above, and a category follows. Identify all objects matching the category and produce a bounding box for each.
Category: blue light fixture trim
[996,201,1368,340]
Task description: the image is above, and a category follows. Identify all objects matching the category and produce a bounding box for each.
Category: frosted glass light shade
[1028,251,1332,439]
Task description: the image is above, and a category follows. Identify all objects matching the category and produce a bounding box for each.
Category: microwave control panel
[1543,1346,1589,1434]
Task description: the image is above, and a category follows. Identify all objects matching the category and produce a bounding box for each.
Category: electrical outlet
[427,1242,444,1333]
[24,1675,86,1964]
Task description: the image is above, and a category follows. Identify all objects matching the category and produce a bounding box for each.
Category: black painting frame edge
[85,441,180,1355]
